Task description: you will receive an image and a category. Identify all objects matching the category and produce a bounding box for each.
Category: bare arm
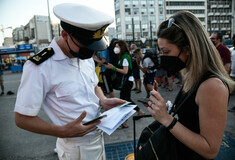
[15,111,99,138]
[92,55,102,64]
[148,78,228,159]
[95,86,126,110]
[136,62,147,73]
[105,63,129,75]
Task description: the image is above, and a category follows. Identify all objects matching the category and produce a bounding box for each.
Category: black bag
[136,87,191,160]
[137,124,178,160]
[111,54,133,90]
[111,71,128,90]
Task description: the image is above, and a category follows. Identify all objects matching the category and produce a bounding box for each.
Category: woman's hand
[147,90,173,126]
[100,98,126,110]
[105,63,114,70]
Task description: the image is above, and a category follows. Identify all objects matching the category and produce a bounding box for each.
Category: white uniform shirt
[14,38,100,141]
[143,57,155,73]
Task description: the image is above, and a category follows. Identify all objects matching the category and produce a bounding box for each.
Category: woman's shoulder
[197,76,229,101]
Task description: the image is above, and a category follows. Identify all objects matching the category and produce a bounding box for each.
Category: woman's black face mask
[160,49,186,75]
[66,35,94,60]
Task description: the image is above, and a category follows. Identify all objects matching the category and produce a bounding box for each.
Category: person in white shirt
[135,48,157,98]
[14,3,126,160]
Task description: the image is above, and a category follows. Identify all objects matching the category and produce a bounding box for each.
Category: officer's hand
[100,98,126,110]
[63,111,100,138]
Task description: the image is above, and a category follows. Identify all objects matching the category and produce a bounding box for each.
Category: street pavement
[0,70,234,160]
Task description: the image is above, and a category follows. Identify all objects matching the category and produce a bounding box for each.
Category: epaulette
[29,47,54,65]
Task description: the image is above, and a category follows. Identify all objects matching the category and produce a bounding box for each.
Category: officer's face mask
[66,35,94,60]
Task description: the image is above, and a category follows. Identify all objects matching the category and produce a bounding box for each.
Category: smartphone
[83,115,107,125]
[102,62,108,65]
[138,99,149,105]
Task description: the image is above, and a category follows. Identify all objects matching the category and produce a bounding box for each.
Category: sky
[0,0,115,46]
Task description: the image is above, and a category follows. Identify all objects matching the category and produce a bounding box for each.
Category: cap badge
[93,25,108,39]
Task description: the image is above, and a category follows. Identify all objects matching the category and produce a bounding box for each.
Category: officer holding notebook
[14,3,125,160]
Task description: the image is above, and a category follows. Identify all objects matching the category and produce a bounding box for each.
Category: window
[115,2,120,9]
[149,0,155,5]
[141,8,147,13]
[133,8,139,13]
[135,24,140,29]
[141,0,146,5]
[115,9,120,15]
[142,15,148,22]
[142,23,148,29]
[125,16,132,21]
[166,1,204,6]
[133,0,138,5]
[133,16,140,21]
[116,17,120,23]
[159,15,164,22]
[126,24,132,30]
[151,23,156,29]
[159,8,163,14]
[149,8,155,13]
[124,0,130,5]
[125,8,131,14]
[116,26,121,32]
[150,15,155,21]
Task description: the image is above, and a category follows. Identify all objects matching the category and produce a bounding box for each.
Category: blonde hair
[157,11,234,93]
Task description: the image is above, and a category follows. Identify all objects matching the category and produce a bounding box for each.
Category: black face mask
[160,49,186,75]
[66,40,94,60]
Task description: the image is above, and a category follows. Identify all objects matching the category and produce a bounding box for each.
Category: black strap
[170,73,229,117]
[170,87,192,117]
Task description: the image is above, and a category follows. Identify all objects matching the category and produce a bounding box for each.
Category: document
[97,102,136,135]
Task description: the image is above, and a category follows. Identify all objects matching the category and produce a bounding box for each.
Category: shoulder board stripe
[29,47,54,65]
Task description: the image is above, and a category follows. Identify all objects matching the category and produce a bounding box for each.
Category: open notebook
[97,102,136,135]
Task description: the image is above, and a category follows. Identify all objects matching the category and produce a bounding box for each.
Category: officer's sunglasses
[167,18,181,29]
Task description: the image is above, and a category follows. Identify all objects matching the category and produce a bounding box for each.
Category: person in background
[130,44,142,93]
[228,34,235,112]
[105,40,144,128]
[146,11,234,159]
[210,32,231,74]
[135,48,157,99]
[0,62,5,96]
[14,3,126,160]
[166,73,174,91]
[93,48,114,98]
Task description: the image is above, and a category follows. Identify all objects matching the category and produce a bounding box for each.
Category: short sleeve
[14,61,48,116]
[122,58,129,67]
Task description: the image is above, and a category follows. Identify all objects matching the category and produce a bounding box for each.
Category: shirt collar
[50,37,68,61]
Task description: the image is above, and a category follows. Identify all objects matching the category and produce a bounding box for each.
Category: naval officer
[14,3,126,160]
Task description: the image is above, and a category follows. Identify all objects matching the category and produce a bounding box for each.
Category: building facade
[165,0,207,28]
[207,0,234,39]
[114,0,209,47]
[12,15,52,51]
[114,0,159,47]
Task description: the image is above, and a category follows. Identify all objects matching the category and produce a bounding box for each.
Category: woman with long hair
[106,40,144,128]
[146,11,235,159]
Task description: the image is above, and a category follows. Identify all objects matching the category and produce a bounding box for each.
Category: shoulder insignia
[29,47,54,65]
